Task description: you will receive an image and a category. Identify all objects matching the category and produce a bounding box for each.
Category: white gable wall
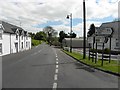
[2,33,10,55]
[0,21,32,56]
[11,34,19,53]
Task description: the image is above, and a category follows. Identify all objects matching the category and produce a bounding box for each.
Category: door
[15,43,18,53]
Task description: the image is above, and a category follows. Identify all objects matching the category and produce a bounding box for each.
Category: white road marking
[55,69,58,74]
[38,50,42,53]
[56,58,58,61]
[54,74,58,81]
[53,83,57,89]
[56,65,59,68]
[52,52,59,89]
[56,61,58,64]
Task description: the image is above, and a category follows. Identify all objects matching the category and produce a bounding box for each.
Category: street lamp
[66,13,72,53]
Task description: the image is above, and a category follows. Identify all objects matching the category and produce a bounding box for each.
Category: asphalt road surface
[2,43,119,89]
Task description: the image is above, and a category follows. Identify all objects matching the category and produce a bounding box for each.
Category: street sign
[101,28,113,35]
[87,37,93,43]
[95,36,106,43]
[98,28,113,36]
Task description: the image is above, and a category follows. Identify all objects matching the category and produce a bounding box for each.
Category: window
[16,35,18,40]
[26,42,27,47]
[116,42,119,47]
[26,36,28,40]
[0,26,2,40]
[0,44,2,54]
[22,42,23,49]
[0,32,2,40]
[22,36,23,40]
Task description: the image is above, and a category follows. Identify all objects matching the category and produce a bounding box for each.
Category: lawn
[62,50,120,74]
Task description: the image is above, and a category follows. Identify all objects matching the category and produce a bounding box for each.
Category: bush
[104,48,110,54]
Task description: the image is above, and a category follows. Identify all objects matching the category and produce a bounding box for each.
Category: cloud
[0,0,119,37]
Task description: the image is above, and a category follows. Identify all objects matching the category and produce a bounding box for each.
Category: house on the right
[88,21,119,51]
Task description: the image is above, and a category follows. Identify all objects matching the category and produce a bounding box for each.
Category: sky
[0,0,119,37]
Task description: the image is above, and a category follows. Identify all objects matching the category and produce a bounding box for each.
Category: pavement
[2,43,119,89]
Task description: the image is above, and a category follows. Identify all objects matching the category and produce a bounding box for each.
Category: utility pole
[83,0,86,59]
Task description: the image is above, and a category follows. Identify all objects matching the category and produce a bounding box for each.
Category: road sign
[97,28,113,36]
[87,37,93,43]
[95,36,107,43]
[101,28,113,35]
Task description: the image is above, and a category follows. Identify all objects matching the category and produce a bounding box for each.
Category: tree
[43,26,57,45]
[29,32,35,39]
[70,32,76,38]
[87,24,95,37]
[59,31,65,42]
[34,31,46,41]
[64,32,77,38]
[59,31,66,47]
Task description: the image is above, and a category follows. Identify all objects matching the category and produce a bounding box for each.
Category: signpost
[87,27,113,66]
[100,28,113,36]
[95,36,106,43]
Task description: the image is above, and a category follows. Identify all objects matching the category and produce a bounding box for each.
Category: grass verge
[32,39,43,46]
[62,50,120,75]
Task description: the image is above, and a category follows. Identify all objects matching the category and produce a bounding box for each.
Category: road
[2,43,118,89]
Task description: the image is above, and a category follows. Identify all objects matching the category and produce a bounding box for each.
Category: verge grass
[32,39,42,46]
[62,50,120,74]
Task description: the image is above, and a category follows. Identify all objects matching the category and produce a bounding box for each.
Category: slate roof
[0,20,25,35]
[100,21,119,38]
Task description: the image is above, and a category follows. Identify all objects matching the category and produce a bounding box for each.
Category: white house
[0,20,31,56]
[88,21,119,51]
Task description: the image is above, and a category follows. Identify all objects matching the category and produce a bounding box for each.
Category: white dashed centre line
[53,83,57,89]
[56,61,58,64]
[56,58,58,61]
[54,74,58,81]
[53,52,59,89]
[55,69,58,74]
[56,65,59,68]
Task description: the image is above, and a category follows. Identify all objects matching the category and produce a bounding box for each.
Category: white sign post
[95,36,106,43]
[87,37,93,43]
[100,28,113,36]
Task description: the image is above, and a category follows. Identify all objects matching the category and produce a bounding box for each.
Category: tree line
[29,26,77,46]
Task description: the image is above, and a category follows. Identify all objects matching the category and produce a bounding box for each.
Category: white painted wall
[2,33,10,55]
[1,33,31,56]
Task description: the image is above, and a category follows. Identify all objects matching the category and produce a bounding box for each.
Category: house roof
[100,21,120,26]
[0,20,26,34]
[100,21,119,38]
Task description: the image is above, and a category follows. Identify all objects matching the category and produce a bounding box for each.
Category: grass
[62,50,120,74]
[32,39,43,46]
